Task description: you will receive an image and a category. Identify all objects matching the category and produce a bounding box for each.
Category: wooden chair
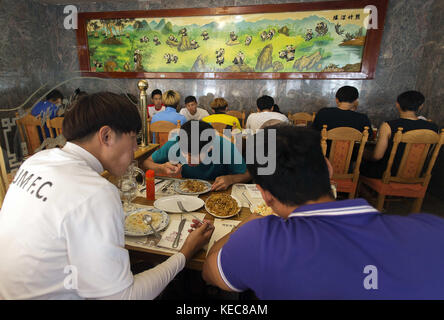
[260,119,286,129]
[148,120,181,147]
[15,113,47,156]
[46,117,64,138]
[321,125,369,199]
[226,110,246,128]
[359,128,444,213]
[288,112,316,127]
[0,147,9,208]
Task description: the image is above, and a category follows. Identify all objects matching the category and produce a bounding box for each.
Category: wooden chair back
[288,112,315,127]
[260,119,285,129]
[148,120,181,146]
[321,125,369,198]
[382,128,444,185]
[15,112,47,155]
[226,110,246,128]
[0,147,9,208]
[46,117,64,138]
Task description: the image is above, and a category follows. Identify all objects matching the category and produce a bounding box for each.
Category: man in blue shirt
[143,120,250,191]
[202,125,444,299]
[150,90,187,127]
[31,90,64,119]
[31,90,64,140]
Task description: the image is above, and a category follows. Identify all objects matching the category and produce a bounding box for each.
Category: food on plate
[253,202,277,216]
[125,211,163,234]
[180,179,207,193]
[206,193,239,217]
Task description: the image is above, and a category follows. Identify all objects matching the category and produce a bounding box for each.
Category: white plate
[124,207,169,236]
[174,179,212,195]
[154,195,205,213]
[205,194,241,219]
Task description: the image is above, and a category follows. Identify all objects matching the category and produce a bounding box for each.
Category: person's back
[361,91,439,178]
[222,198,444,299]
[0,145,125,299]
[202,97,241,130]
[151,90,186,126]
[246,96,289,130]
[203,126,444,299]
[312,86,373,139]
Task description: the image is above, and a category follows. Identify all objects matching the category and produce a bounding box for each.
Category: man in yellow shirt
[202,98,241,130]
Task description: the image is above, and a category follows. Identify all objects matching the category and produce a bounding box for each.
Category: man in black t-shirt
[312,86,373,140]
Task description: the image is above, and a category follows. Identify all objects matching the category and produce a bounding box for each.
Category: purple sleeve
[218,219,262,292]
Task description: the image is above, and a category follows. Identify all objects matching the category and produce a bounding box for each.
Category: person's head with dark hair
[396,90,425,112]
[177,120,216,166]
[247,125,333,212]
[210,98,228,114]
[63,92,142,176]
[151,89,163,110]
[184,96,198,116]
[335,86,359,110]
[271,104,282,114]
[256,95,274,112]
[46,90,64,106]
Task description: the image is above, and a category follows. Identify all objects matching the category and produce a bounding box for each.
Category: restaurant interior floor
[130,192,444,300]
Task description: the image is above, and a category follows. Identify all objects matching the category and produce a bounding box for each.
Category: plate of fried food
[250,202,278,216]
[124,207,169,236]
[175,179,212,195]
[205,193,241,219]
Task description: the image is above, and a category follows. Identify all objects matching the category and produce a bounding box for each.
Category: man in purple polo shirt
[202,125,444,299]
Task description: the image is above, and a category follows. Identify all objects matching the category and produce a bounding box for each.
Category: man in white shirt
[246,95,289,130]
[147,89,166,118]
[0,92,213,300]
[179,96,209,121]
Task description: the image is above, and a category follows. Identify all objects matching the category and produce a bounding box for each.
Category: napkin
[156,219,193,250]
[206,219,240,256]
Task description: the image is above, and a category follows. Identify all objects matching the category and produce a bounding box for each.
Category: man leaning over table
[202,125,444,299]
[142,120,251,191]
[0,92,213,300]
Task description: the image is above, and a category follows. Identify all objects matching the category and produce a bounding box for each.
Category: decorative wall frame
[76,0,388,80]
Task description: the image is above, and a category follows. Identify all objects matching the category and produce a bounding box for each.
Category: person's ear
[418,103,424,112]
[256,184,274,207]
[98,126,114,146]
[395,102,401,113]
[335,98,340,106]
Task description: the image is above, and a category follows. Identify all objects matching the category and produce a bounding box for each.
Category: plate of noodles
[124,207,169,236]
[205,193,241,219]
[174,179,212,195]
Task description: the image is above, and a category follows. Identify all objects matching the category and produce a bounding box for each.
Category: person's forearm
[143,158,164,174]
[229,171,251,185]
[96,253,186,300]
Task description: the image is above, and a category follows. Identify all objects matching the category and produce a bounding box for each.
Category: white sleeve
[62,184,133,298]
[95,253,186,300]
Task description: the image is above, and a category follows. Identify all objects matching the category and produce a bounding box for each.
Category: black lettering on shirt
[36,181,53,202]
[19,172,34,190]
[28,176,42,194]
[11,169,23,184]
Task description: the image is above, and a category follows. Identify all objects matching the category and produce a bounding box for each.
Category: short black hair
[397,91,425,112]
[336,86,359,103]
[247,125,332,206]
[257,95,274,111]
[63,92,142,142]
[46,89,64,102]
[151,89,162,98]
[178,120,215,155]
[185,96,197,104]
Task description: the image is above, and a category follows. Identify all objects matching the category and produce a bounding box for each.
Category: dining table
[124,182,256,271]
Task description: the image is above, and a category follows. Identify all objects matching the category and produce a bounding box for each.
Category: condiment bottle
[145,170,155,200]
